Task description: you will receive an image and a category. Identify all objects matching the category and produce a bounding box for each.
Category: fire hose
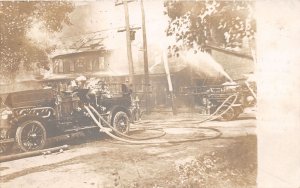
[134,94,239,126]
[88,104,166,140]
[0,94,238,162]
[84,94,238,145]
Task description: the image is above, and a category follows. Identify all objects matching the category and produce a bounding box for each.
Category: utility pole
[140,0,150,113]
[115,0,135,85]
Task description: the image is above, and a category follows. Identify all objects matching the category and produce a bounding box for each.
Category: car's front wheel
[217,104,236,121]
[16,120,47,152]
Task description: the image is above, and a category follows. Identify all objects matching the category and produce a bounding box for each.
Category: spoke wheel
[218,105,236,121]
[16,120,47,152]
[112,111,130,134]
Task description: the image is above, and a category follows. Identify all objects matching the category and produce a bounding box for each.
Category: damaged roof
[51,31,108,58]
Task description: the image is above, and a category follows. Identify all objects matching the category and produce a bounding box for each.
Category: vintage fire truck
[0,84,137,153]
[180,81,256,121]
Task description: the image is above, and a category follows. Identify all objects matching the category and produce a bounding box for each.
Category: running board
[0,126,112,144]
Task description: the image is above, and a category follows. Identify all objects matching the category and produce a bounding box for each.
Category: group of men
[58,76,112,99]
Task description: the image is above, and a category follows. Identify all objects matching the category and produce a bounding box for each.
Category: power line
[59,24,144,40]
[59,26,133,40]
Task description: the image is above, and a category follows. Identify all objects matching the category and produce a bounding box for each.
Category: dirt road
[0,112,256,188]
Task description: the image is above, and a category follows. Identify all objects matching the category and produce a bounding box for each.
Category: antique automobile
[179,81,256,121]
[0,83,137,153]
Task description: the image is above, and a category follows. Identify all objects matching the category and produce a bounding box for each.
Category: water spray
[177,50,234,82]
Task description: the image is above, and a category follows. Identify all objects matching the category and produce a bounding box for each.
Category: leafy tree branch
[0,2,74,82]
[164,0,255,56]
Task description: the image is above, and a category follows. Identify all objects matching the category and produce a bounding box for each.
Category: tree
[164,0,255,55]
[0,2,74,82]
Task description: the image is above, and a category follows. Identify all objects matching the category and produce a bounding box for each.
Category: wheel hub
[117,119,127,132]
[119,121,125,126]
[30,133,37,138]
[24,124,44,148]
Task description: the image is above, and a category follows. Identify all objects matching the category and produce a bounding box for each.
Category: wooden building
[52,50,110,74]
[51,32,112,75]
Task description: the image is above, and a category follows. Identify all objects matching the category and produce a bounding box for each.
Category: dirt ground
[0,110,256,188]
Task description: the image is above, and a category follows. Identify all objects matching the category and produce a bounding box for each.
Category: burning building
[50,32,112,76]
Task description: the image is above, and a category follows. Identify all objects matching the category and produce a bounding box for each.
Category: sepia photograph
[0,0,299,188]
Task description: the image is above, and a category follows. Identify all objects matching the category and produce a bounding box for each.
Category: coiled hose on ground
[0,94,239,163]
[84,94,238,144]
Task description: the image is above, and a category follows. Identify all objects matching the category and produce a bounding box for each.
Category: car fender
[108,105,132,124]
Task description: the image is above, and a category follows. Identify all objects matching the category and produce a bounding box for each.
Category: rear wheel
[16,120,47,152]
[112,111,130,134]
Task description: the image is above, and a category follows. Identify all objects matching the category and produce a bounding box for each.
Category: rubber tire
[220,105,236,121]
[112,111,130,134]
[16,120,47,152]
